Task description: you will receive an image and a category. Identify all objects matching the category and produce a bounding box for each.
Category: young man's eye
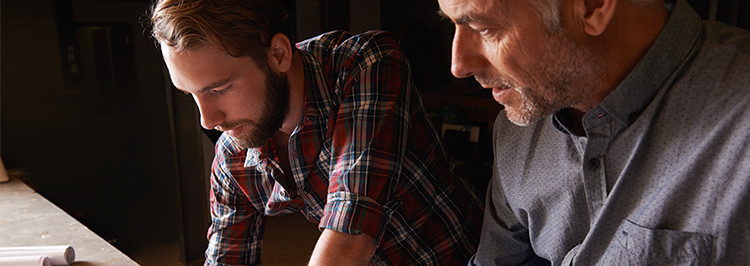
[210,86,230,95]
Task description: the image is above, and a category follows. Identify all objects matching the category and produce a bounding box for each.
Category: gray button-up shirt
[472,0,750,265]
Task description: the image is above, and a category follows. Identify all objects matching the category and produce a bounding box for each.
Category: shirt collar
[552,0,703,134]
[595,0,703,128]
[299,49,334,119]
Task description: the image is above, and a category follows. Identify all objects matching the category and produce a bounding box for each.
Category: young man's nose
[194,97,224,130]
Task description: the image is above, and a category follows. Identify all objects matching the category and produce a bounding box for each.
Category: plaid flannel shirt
[205,31,483,265]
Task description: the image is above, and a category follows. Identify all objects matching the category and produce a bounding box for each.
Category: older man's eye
[478,28,498,38]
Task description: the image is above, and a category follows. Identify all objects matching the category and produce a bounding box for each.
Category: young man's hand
[308,229,375,265]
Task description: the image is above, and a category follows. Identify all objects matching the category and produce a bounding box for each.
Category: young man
[150,0,483,265]
[439,0,750,264]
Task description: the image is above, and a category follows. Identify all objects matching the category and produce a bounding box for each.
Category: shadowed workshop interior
[1,0,747,265]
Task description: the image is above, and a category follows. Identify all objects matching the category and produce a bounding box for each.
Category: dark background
[2,0,748,265]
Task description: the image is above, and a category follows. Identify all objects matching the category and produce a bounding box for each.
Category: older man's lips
[492,86,510,103]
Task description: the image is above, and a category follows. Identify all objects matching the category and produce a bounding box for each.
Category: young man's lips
[225,125,245,137]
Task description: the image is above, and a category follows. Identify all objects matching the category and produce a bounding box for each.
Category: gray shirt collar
[554,0,703,133]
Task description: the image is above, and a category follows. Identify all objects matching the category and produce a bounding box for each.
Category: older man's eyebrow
[436,9,486,25]
[436,10,450,20]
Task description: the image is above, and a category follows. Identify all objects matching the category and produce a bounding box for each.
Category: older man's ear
[571,0,618,36]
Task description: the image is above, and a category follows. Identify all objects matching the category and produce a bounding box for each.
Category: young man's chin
[230,130,276,149]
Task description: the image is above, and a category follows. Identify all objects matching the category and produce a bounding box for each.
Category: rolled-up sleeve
[319,33,411,243]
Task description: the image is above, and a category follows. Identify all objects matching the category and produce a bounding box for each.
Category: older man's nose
[451,26,484,79]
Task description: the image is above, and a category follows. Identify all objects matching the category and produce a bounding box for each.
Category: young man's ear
[573,0,617,36]
[268,33,293,73]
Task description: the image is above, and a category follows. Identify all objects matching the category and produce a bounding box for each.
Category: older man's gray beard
[512,84,573,127]
[474,75,573,127]
[476,27,599,127]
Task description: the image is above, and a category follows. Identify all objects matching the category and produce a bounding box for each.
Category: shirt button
[628,112,639,123]
[588,158,601,170]
[280,191,287,197]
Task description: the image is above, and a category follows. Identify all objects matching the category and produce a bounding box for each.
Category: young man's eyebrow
[199,78,231,93]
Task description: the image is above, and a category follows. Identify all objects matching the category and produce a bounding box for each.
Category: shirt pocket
[599,219,713,266]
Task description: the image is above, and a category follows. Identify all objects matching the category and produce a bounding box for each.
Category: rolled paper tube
[0,156,8,182]
[0,255,52,266]
[0,246,74,265]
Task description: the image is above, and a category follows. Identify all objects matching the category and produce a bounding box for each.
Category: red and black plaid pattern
[205,31,483,265]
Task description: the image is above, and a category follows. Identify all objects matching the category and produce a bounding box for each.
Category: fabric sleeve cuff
[319,191,389,243]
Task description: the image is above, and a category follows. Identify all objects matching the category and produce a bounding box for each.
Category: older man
[439,0,750,264]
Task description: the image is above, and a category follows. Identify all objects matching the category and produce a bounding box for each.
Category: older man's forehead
[437,0,508,25]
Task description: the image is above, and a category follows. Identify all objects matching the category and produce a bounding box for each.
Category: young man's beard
[230,71,290,149]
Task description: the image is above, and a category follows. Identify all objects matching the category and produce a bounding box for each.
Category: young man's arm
[312,31,416,265]
[308,229,376,266]
[205,135,266,265]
